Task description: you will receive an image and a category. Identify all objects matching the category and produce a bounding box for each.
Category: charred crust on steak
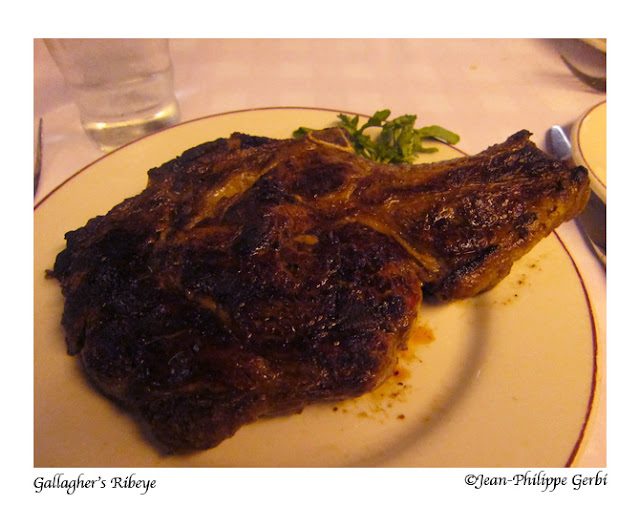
[47,126,589,453]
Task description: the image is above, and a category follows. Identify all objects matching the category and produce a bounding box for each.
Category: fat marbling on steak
[47,127,590,453]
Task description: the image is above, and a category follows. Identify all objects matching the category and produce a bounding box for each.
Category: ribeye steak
[47,127,590,453]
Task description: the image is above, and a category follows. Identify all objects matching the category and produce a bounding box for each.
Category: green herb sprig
[294,109,460,164]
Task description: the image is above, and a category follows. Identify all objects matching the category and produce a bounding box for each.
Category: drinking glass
[45,38,180,151]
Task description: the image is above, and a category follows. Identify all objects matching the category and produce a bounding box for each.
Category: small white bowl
[571,101,606,203]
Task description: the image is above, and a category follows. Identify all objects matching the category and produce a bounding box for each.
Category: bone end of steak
[352,129,590,300]
[47,127,589,453]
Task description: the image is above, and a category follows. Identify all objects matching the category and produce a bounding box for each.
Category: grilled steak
[47,127,589,453]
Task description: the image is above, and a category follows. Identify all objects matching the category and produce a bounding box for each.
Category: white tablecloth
[33,37,606,467]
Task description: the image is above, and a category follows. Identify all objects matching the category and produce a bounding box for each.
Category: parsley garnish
[294,109,460,164]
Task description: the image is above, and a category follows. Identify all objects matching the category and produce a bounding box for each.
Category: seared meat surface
[48,127,589,453]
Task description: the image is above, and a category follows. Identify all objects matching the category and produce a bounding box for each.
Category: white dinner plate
[34,107,599,467]
[571,101,606,203]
